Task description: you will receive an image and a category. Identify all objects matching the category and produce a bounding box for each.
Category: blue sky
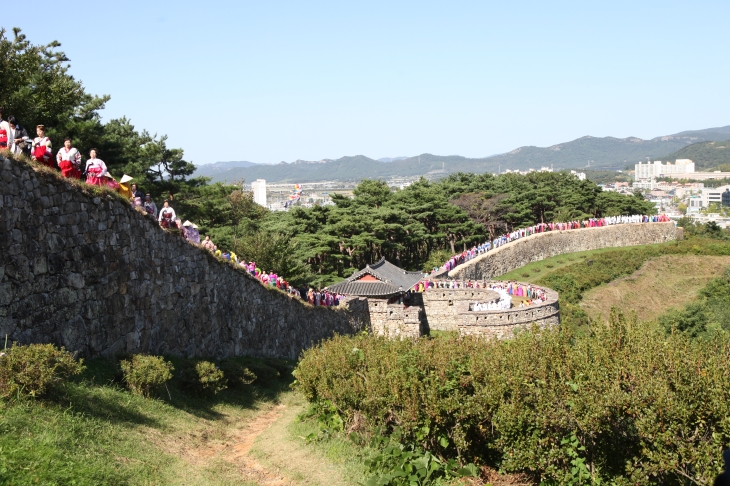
[4,1,729,165]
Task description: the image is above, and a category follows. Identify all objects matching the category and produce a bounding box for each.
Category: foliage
[360,431,478,486]
[0,28,109,157]
[217,359,257,389]
[0,343,84,400]
[179,360,228,396]
[535,238,730,333]
[0,356,295,485]
[659,268,730,338]
[296,314,730,485]
[232,230,312,286]
[0,28,210,222]
[258,172,654,286]
[120,355,174,397]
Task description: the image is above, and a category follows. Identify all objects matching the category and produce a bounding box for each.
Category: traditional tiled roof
[326,258,424,297]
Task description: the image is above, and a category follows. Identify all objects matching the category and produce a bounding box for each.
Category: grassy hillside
[206,127,730,183]
[658,139,730,170]
[0,355,369,485]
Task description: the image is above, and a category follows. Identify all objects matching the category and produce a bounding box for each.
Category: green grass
[498,243,666,283]
[499,238,730,335]
[0,356,293,485]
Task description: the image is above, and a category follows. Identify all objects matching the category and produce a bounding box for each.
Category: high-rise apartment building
[634,159,695,180]
[251,179,267,207]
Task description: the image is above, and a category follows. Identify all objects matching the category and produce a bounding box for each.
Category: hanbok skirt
[86,167,119,189]
[33,146,55,169]
[59,160,81,179]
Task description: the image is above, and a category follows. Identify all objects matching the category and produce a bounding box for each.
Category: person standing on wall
[158,200,176,228]
[85,148,118,188]
[31,125,54,168]
[0,107,11,151]
[56,138,82,179]
[7,117,30,156]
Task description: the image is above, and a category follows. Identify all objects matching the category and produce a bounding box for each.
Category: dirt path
[248,396,356,486]
[581,255,730,322]
[152,394,355,486]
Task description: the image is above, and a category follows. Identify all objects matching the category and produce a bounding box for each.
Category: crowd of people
[0,110,348,305]
[433,214,673,274]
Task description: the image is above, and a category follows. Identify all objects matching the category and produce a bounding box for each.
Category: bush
[120,355,174,397]
[295,313,730,484]
[180,360,228,396]
[0,343,84,400]
[218,360,257,389]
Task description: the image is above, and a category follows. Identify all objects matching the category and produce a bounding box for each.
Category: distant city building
[701,185,730,208]
[634,159,695,181]
[251,179,267,207]
[570,170,586,181]
[723,189,730,207]
[633,179,658,190]
[688,196,703,214]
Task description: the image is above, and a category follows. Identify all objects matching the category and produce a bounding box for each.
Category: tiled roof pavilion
[326,258,424,298]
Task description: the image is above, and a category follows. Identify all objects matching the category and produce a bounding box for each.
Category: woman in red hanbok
[31,125,54,168]
[56,138,82,179]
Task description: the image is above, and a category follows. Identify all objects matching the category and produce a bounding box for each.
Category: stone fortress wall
[448,222,682,281]
[369,285,560,338]
[1,156,681,356]
[0,157,367,360]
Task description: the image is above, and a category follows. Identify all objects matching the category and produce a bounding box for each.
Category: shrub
[545,264,554,268]
[180,360,228,396]
[0,343,84,400]
[295,312,730,484]
[120,355,173,397]
[218,360,257,388]
[521,273,530,278]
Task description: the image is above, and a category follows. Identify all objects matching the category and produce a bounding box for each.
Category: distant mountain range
[194,125,730,184]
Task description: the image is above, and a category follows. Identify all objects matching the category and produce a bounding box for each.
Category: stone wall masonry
[367,299,423,338]
[457,286,560,339]
[448,222,682,281]
[0,157,367,360]
[422,288,499,332]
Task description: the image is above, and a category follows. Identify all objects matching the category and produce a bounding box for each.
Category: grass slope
[580,254,730,323]
[0,356,366,486]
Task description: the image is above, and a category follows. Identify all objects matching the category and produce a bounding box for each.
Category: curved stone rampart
[0,157,365,360]
[449,223,682,281]
[420,284,559,334]
[457,284,560,338]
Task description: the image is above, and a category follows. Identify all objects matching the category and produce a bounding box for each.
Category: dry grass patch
[581,254,730,322]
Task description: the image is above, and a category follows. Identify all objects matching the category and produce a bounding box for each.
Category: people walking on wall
[143,194,158,218]
[158,200,176,228]
[85,149,119,188]
[130,183,144,201]
[7,116,30,156]
[201,235,216,251]
[56,138,82,179]
[0,108,9,151]
[31,125,54,168]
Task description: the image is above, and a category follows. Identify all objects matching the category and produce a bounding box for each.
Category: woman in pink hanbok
[85,149,119,189]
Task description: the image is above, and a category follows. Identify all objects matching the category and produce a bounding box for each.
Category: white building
[634,159,695,181]
[570,170,586,181]
[251,179,267,207]
[701,185,730,208]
